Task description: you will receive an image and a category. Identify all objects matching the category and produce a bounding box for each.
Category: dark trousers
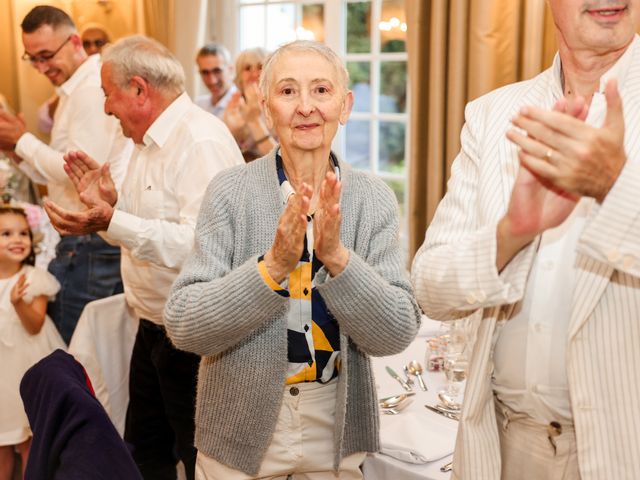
[125,320,199,480]
[47,233,123,344]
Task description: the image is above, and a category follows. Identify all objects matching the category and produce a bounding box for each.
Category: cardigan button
[289,386,300,396]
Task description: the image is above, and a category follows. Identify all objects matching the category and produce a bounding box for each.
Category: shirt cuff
[14,132,40,166]
[257,255,289,297]
[105,209,140,249]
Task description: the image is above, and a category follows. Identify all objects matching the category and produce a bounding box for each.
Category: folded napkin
[379,410,457,464]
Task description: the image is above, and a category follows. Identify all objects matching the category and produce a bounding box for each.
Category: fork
[382,407,402,415]
[403,365,415,386]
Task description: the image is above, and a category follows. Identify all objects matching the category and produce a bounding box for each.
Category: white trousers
[195,380,366,480]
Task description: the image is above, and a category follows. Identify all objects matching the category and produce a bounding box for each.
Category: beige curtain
[142,0,176,50]
[407,0,556,257]
[0,0,19,111]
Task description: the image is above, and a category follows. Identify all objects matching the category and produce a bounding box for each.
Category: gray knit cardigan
[164,149,421,475]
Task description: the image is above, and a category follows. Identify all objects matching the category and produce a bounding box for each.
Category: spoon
[380,397,412,414]
[438,391,462,411]
[407,360,428,391]
[379,394,411,409]
[378,392,415,407]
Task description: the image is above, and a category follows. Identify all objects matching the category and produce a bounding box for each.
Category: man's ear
[130,76,148,102]
[68,33,83,51]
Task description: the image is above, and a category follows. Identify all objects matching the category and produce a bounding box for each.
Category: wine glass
[440,321,469,401]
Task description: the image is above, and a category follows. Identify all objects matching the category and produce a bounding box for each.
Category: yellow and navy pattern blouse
[257,151,341,384]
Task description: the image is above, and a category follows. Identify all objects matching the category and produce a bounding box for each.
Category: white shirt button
[465,293,475,305]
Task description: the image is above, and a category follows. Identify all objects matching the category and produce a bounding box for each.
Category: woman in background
[223,47,276,161]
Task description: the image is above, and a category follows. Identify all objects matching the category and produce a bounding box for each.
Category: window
[237,1,326,51]
[234,0,409,250]
[343,0,408,250]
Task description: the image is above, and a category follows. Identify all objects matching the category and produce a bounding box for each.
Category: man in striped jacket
[412,1,640,479]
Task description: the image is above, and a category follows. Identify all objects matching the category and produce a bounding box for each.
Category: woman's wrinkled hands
[264,183,312,284]
[314,172,349,277]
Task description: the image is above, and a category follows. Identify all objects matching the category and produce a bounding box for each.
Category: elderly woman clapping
[164,40,421,479]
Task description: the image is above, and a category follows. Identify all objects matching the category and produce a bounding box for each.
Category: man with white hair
[412,1,640,479]
[45,35,244,480]
[0,5,130,344]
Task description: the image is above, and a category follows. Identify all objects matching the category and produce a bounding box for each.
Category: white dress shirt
[105,92,243,324]
[195,85,237,119]
[492,42,635,424]
[15,54,132,211]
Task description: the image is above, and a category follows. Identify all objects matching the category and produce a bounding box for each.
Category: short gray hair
[197,43,231,64]
[102,35,185,95]
[259,40,349,100]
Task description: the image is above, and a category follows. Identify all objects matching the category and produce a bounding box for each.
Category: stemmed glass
[440,321,469,400]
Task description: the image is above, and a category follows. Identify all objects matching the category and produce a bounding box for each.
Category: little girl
[0,207,64,479]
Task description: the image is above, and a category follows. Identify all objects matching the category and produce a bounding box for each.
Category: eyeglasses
[83,39,107,50]
[199,67,225,77]
[21,35,72,65]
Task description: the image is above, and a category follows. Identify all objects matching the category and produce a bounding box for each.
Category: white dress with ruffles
[0,265,65,445]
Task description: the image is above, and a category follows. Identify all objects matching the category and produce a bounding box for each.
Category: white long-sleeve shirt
[104,92,243,324]
[15,54,132,211]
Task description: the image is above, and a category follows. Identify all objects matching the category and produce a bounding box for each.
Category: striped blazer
[411,35,640,480]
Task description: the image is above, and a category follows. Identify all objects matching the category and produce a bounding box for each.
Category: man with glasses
[195,43,236,119]
[0,5,131,344]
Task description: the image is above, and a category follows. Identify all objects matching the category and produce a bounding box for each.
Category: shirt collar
[551,34,639,96]
[142,92,191,148]
[58,54,100,96]
[212,85,237,108]
[598,34,639,92]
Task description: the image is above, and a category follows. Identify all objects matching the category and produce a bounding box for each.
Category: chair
[68,293,139,436]
[20,350,142,479]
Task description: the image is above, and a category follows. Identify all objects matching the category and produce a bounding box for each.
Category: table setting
[362,317,471,480]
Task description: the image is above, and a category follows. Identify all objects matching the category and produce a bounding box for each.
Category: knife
[425,404,459,421]
[385,366,412,391]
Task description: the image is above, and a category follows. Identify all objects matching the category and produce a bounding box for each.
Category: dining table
[361,317,459,480]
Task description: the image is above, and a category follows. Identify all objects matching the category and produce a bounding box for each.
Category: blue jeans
[47,234,123,344]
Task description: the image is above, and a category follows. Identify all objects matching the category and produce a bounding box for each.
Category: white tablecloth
[362,318,457,480]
